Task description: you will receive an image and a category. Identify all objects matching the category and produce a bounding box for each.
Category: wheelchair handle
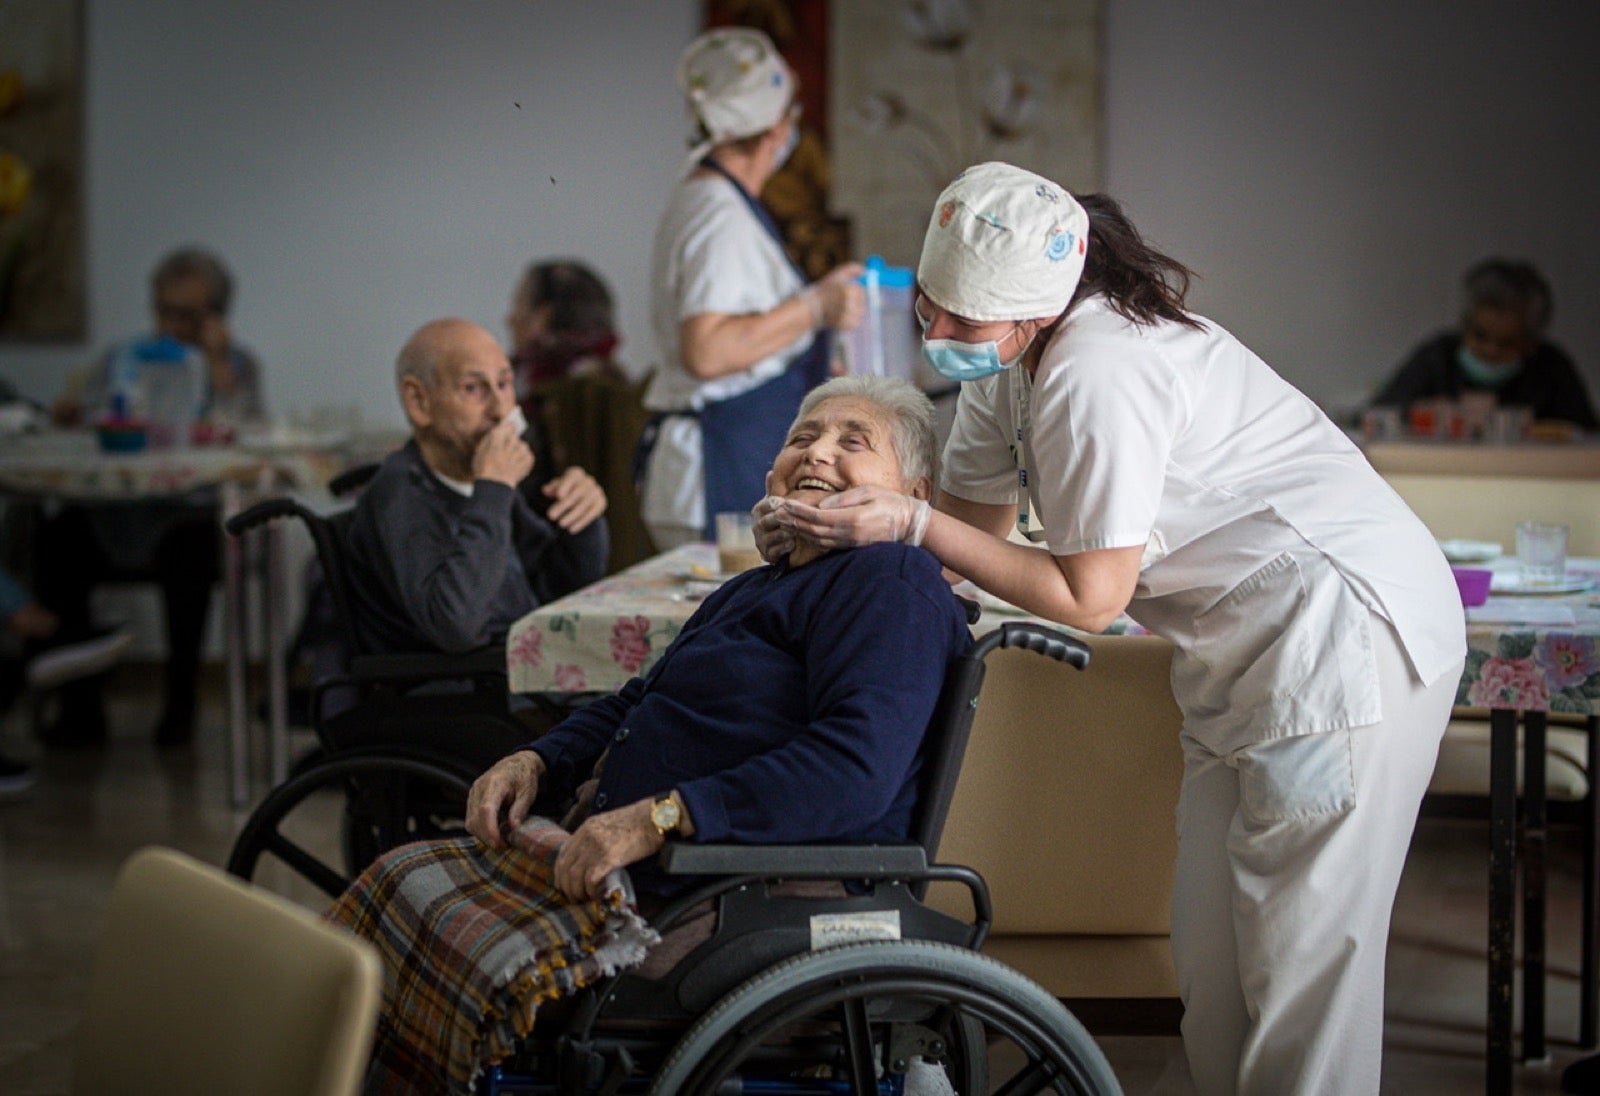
[224,496,308,537]
[972,621,1093,669]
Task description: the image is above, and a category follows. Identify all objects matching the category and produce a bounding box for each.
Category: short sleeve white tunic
[943,296,1466,754]
[641,174,810,533]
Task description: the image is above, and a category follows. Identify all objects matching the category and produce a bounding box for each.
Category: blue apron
[692,159,831,540]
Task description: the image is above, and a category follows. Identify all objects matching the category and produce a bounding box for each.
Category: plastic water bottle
[845,255,918,382]
[124,336,201,449]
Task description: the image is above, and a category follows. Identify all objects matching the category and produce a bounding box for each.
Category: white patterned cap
[917,161,1089,322]
[677,28,794,145]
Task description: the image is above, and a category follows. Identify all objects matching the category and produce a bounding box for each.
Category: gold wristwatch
[650,791,682,838]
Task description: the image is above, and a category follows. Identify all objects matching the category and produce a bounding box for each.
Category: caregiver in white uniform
[639,27,863,550]
[761,161,1466,1096]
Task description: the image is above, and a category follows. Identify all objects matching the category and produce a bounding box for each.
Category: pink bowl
[1452,567,1493,607]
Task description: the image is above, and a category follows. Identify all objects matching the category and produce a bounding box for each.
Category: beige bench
[929,632,1184,1003]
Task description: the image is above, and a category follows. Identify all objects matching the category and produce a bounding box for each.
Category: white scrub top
[942,295,1466,754]
[642,173,810,533]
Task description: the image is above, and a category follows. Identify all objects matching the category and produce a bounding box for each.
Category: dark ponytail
[1069,194,1203,330]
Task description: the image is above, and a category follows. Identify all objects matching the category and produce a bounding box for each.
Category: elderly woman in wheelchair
[284,376,1119,1095]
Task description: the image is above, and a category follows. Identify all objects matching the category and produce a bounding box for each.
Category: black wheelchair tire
[648,938,1122,1096]
[225,749,475,900]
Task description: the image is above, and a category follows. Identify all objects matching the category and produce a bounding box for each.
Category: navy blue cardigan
[529,542,973,896]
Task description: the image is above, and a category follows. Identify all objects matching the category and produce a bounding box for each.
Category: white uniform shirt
[943,296,1465,753]
[642,173,809,533]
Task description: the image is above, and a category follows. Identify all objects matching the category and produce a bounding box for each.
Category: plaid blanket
[326,816,660,1095]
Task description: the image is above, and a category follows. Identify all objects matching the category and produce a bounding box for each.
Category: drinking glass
[1516,521,1569,587]
[715,511,762,574]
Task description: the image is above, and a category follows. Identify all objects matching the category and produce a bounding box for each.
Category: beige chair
[929,632,1185,1011]
[71,846,382,1096]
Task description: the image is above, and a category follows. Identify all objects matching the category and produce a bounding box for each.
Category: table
[504,543,1146,694]
[506,543,720,694]
[1362,438,1600,480]
[1461,556,1600,1093]
[0,429,349,807]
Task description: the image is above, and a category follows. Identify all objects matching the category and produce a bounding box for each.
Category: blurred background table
[0,426,403,807]
[1362,438,1600,480]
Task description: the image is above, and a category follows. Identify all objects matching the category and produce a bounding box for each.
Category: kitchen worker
[758,161,1466,1096]
[637,26,864,551]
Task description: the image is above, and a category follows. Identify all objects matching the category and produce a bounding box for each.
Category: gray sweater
[344,440,607,654]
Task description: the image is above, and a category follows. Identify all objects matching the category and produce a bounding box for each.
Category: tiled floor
[0,663,1595,1093]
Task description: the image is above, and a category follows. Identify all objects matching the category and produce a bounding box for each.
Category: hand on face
[197,312,233,365]
[753,473,797,563]
[761,394,929,555]
[472,415,535,487]
[768,485,931,549]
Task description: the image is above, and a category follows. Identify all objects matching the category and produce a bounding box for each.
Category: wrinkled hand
[473,417,535,487]
[770,486,931,549]
[554,798,662,902]
[466,750,546,848]
[542,466,607,532]
[811,262,866,331]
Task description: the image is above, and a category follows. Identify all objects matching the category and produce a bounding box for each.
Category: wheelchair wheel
[226,749,475,902]
[649,939,1121,1096]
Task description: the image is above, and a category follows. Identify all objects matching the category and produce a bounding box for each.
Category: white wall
[1103,0,1600,414]
[0,0,700,426]
[0,0,1595,423]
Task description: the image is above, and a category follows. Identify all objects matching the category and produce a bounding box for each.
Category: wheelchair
[223,491,537,890]
[225,530,1125,1096]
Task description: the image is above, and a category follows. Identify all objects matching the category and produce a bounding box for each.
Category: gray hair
[150,246,233,314]
[791,374,939,487]
[1462,258,1553,333]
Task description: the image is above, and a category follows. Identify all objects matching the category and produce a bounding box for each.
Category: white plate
[1440,539,1503,564]
[1488,573,1595,596]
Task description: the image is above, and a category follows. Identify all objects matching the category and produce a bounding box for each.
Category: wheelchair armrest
[347,645,508,685]
[658,842,929,879]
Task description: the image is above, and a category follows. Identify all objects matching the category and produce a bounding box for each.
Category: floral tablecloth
[0,429,346,499]
[510,547,1600,707]
[507,543,720,694]
[505,543,1142,695]
[1460,559,1600,713]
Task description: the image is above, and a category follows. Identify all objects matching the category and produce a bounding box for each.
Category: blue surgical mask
[916,302,1028,382]
[774,121,799,170]
[1458,345,1524,388]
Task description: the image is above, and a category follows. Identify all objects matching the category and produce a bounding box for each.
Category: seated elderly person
[345,317,609,657]
[1370,257,1598,431]
[330,375,972,1093]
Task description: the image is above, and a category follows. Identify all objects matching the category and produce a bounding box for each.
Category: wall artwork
[0,0,85,341]
[830,0,1101,270]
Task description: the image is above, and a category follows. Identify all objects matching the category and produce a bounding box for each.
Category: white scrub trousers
[1170,612,1461,1096]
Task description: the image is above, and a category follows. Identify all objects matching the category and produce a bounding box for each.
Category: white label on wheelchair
[809,910,902,949]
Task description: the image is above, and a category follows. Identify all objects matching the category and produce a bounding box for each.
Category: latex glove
[752,493,796,563]
[772,485,932,549]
